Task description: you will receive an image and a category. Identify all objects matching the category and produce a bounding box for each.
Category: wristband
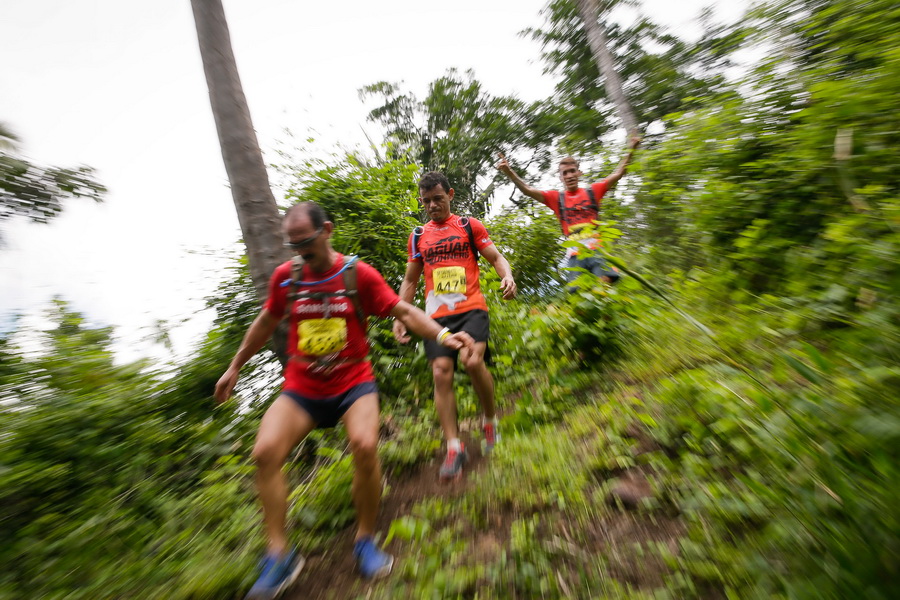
[436,327,452,345]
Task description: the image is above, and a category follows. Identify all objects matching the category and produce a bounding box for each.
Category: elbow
[391,301,412,321]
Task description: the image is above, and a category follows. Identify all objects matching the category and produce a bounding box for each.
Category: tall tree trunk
[574,0,639,137]
[191,0,289,361]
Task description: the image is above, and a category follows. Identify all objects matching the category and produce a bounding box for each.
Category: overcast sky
[0,0,744,362]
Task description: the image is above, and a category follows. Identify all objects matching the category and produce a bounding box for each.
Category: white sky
[0,0,745,362]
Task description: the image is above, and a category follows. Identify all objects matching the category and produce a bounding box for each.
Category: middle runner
[392,171,517,480]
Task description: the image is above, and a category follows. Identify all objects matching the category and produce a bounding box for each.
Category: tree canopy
[361,69,548,219]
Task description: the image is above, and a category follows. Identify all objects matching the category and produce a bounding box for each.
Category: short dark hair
[285,201,327,229]
[558,157,579,171]
[418,171,451,194]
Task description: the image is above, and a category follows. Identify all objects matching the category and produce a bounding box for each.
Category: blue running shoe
[245,548,305,600]
[353,536,394,579]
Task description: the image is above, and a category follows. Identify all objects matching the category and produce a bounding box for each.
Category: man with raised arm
[392,172,517,481]
[215,201,474,600]
[497,137,640,288]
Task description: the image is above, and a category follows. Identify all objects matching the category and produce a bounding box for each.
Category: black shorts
[424,309,491,365]
[565,254,620,290]
[282,381,378,428]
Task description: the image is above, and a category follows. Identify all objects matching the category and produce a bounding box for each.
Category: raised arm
[478,244,517,300]
[604,136,641,188]
[392,260,424,343]
[496,153,544,203]
[214,308,281,404]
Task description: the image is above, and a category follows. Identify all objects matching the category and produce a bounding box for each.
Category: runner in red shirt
[215,201,474,599]
[497,136,640,289]
[392,172,517,481]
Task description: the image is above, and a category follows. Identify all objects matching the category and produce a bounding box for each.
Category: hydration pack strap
[412,218,480,264]
[280,255,364,325]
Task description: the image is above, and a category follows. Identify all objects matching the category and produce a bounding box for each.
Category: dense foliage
[2,0,897,598]
[0,302,258,599]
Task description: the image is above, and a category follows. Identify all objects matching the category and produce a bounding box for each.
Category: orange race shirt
[408,214,493,318]
[539,181,610,237]
[540,181,610,256]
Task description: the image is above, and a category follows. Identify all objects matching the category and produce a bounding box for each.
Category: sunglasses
[283,227,323,250]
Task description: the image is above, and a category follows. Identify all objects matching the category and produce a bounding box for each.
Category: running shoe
[353,536,394,579]
[245,547,304,600]
[482,422,499,453]
[439,444,468,480]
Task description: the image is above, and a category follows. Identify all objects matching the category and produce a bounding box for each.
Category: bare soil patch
[282,413,688,599]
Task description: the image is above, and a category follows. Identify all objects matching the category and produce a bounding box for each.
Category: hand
[392,319,410,344]
[214,367,239,405]
[628,135,642,150]
[496,152,512,176]
[442,331,475,351]
[500,276,517,300]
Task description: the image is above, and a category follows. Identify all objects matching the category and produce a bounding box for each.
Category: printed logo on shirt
[294,300,352,315]
[563,205,599,225]
[435,235,464,245]
[423,239,473,265]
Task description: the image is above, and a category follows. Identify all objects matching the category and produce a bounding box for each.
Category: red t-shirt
[407,214,493,318]
[263,254,400,398]
[540,181,609,237]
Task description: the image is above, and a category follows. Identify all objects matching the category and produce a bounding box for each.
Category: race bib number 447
[433,266,467,295]
[298,318,347,356]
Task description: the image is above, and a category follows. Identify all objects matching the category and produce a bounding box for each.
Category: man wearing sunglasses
[215,201,474,600]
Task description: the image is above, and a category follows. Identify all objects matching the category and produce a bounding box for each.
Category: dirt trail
[279,414,686,600]
[286,432,488,600]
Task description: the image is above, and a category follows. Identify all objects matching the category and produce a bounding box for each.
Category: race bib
[567,223,594,242]
[433,266,467,295]
[297,318,347,356]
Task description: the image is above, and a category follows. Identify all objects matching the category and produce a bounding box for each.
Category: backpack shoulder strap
[459,217,480,264]
[340,256,366,325]
[291,255,305,282]
[586,186,598,212]
[557,190,570,235]
[411,225,425,260]
[284,255,305,320]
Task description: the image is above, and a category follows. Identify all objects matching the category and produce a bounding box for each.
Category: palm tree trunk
[574,0,639,137]
[191,0,289,362]
[190,0,287,304]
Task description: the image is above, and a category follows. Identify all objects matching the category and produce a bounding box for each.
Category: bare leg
[431,356,458,441]
[461,342,495,419]
[252,394,316,555]
[341,393,381,540]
